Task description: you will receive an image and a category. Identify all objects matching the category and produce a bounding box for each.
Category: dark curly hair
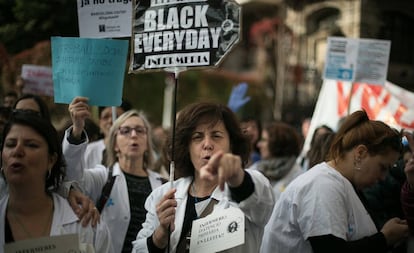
[1,111,65,192]
[169,102,250,179]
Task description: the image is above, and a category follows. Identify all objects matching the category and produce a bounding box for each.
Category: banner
[51,36,129,106]
[130,0,241,72]
[21,64,53,97]
[303,79,414,153]
[77,0,132,38]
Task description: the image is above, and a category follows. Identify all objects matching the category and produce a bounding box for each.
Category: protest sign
[323,37,391,85]
[130,0,241,72]
[190,207,244,253]
[21,64,53,96]
[77,0,132,38]
[4,234,80,253]
[51,36,129,106]
[302,79,414,153]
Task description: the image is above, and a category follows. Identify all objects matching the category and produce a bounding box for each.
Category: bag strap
[96,166,116,213]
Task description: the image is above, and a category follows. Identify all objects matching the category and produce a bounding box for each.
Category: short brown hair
[169,102,250,179]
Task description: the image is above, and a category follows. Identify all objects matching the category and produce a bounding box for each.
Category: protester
[3,91,18,109]
[240,116,262,166]
[401,132,414,240]
[13,93,51,121]
[132,102,274,253]
[0,106,11,142]
[63,96,165,253]
[299,124,334,170]
[301,117,311,140]
[83,100,131,168]
[250,121,303,201]
[306,131,336,169]
[152,125,170,179]
[0,112,113,252]
[1,94,100,227]
[261,110,409,253]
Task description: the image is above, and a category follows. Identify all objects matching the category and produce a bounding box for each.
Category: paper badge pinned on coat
[189,206,245,253]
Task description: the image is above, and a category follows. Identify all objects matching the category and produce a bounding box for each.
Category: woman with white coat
[63,97,165,253]
[1,111,113,252]
[132,102,275,253]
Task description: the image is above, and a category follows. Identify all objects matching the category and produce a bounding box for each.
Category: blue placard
[51,36,129,106]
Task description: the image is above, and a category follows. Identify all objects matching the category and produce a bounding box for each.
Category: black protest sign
[130,0,241,72]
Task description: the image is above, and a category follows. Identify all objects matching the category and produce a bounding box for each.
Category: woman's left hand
[199,152,244,190]
[68,189,100,227]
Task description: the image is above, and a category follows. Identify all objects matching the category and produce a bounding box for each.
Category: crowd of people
[0,87,413,253]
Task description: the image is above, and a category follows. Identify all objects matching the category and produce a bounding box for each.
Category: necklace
[9,203,54,239]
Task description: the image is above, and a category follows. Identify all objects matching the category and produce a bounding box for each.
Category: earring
[47,169,51,179]
[354,157,361,171]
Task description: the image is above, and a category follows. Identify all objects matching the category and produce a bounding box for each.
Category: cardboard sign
[130,0,241,72]
[51,36,129,106]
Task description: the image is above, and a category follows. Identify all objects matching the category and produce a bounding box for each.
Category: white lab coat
[0,178,5,200]
[84,139,105,168]
[62,128,165,253]
[132,169,275,253]
[0,193,114,253]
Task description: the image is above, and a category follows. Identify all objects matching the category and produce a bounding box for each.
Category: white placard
[21,64,53,97]
[324,37,391,85]
[77,0,132,38]
[4,234,81,253]
[190,206,245,253]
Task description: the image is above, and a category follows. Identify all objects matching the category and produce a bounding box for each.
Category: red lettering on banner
[360,84,390,120]
[335,81,414,130]
[394,104,414,129]
[336,81,350,117]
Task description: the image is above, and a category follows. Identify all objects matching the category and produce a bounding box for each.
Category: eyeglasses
[118,126,147,136]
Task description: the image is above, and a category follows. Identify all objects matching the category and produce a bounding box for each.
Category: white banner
[77,0,132,38]
[303,79,414,153]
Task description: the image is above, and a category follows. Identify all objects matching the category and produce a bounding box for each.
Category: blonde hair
[106,109,155,170]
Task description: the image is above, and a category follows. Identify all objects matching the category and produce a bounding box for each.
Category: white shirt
[132,169,275,253]
[62,128,165,253]
[0,193,114,253]
[260,162,377,253]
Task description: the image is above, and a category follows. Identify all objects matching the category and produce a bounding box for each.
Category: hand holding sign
[153,188,178,249]
[68,96,90,140]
